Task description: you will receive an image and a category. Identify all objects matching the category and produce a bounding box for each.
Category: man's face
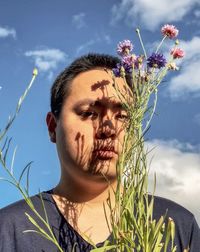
[49,68,130,182]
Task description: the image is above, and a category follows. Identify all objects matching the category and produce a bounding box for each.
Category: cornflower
[122,54,137,72]
[147,53,167,69]
[170,48,185,59]
[161,24,179,39]
[117,40,133,56]
[112,63,122,77]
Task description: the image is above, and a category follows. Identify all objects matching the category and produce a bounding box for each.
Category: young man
[0,54,199,252]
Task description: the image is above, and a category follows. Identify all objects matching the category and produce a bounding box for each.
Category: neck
[53,172,118,204]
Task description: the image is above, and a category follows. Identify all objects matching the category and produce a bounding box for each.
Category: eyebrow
[73,98,125,110]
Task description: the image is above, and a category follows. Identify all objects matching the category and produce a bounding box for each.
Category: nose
[96,114,117,139]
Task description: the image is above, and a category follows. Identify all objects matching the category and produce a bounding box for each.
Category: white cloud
[146,139,200,224]
[25,48,67,73]
[72,12,86,29]
[76,34,112,55]
[76,39,95,55]
[111,0,199,31]
[168,62,200,97]
[194,10,200,18]
[168,36,200,98]
[0,26,16,39]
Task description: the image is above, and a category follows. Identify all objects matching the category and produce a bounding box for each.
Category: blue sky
[0,0,200,223]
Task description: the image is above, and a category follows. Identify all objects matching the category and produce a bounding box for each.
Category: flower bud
[175,39,179,45]
[120,66,126,78]
[167,62,179,71]
[136,28,140,33]
[33,68,38,76]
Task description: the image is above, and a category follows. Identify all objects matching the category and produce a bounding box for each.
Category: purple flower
[112,63,121,77]
[147,53,167,69]
[117,40,133,56]
[121,54,136,73]
[122,54,136,66]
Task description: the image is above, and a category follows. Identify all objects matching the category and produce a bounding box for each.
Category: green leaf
[18,161,33,186]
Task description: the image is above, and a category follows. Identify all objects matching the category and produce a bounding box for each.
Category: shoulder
[0,197,31,226]
[0,191,54,225]
[0,194,39,215]
[0,191,60,252]
[154,196,193,218]
[153,195,200,251]
[153,195,194,222]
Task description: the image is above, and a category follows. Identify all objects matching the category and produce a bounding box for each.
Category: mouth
[93,147,118,160]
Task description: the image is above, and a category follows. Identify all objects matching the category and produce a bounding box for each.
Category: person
[0,53,199,252]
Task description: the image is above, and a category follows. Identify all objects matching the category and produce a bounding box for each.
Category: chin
[88,158,117,180]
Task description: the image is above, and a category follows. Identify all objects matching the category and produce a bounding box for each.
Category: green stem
[143,88,158,134]
[0,72,37,142]
[155,35,167,53]
[136,28,147,60]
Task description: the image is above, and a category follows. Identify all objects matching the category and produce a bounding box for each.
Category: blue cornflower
[113,58,134,77]
[147,53,167,69]
[112,63,121,77]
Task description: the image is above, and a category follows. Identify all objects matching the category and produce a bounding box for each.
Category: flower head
[161,24,179,39]
[147,53,167,69]
[117,40,133,56]
[122,54,137,72]
[167,62,179,71]
[170,48,185,59]
[112,63,121,77]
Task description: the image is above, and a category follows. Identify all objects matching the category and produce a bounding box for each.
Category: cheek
[65,120,95,153]
[66,121,96,168]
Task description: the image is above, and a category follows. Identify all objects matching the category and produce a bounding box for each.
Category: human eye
[80,110,98,120]
[115,111,129,121]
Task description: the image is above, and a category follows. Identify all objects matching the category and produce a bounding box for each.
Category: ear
[46,112,57,143]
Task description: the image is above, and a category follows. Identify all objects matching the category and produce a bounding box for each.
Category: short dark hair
[50,53,120,118]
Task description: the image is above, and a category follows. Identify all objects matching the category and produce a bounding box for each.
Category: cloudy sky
[0,0,199,224]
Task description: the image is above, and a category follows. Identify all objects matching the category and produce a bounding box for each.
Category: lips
[93,146,117,160]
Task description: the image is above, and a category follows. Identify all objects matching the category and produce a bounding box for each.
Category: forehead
[68,68,127,102]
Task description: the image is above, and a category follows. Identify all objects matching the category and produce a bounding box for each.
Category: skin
[46,68,130,243]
